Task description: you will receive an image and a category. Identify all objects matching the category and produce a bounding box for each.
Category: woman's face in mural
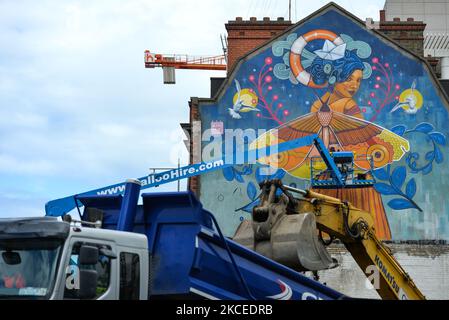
[334,69,362,98]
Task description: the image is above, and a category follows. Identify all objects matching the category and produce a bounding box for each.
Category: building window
[119,252,140,300]
[64,242,111,299]
[239,31,245,36]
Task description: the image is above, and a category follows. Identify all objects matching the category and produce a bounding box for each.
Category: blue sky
[0,0,384,218]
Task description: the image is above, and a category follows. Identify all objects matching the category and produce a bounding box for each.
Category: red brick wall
[225,17,292,72]
[188,98,201,197]
[375,9,426,59]
[378,18,426,57]
[376,15,436,74]
[188,17,292,196]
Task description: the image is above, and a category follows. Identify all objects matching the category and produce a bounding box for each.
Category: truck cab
[0,217,148,300]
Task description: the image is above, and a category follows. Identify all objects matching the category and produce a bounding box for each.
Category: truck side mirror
[79,245,99,265]
[2,251,21,265]
[79,269,98,299]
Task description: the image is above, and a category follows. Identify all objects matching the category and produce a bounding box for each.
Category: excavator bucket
[292,212,337,271]
[233,212,337,272]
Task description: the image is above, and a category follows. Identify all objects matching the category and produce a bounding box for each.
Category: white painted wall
[313,243,449,299]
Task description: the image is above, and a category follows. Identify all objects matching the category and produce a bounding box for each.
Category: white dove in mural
[228,79,259,119]
[314,40,347,61]
[390,79,420,114]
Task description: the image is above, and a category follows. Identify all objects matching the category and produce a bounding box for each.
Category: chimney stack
[380,10,386,22]
[225,17,292,72]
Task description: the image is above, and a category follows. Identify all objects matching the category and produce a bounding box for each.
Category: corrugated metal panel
[425,33,449,56]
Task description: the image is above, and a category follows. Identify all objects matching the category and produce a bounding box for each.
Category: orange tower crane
[144,50,226,84]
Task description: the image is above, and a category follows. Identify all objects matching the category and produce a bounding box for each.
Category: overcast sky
[0,0,384,218]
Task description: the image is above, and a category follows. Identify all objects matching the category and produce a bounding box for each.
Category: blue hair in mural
[306,50,365,85]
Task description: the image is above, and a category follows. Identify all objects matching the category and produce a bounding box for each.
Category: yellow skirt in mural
[311,186,392,240]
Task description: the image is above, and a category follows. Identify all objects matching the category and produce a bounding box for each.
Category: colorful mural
[198,5,449,240]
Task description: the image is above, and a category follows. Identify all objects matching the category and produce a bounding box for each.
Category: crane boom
[144,50,226,70]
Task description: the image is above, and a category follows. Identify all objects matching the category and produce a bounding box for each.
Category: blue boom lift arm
[44,133,385,300]
[45,134,369,217]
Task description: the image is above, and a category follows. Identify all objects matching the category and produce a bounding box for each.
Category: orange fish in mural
[250,97,409,241]
[250,97,410,179]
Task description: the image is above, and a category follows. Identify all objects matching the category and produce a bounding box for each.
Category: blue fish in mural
[228,79,260,119]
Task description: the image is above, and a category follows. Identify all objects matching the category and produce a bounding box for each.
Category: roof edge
[201,2,449,111]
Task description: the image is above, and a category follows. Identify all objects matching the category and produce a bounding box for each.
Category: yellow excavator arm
[295,188,425,300]
[233,180,425,300]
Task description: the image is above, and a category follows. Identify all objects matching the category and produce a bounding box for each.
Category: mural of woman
[252,31,411,239]
[308,51,364,119]
[308,50,392,240]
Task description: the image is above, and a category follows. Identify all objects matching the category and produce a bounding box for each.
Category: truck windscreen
[0,239,62,299]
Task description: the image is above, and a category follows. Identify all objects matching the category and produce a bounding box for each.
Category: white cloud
[0,111,48,129]
[0,154,57,175]
[0,0,384,217]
